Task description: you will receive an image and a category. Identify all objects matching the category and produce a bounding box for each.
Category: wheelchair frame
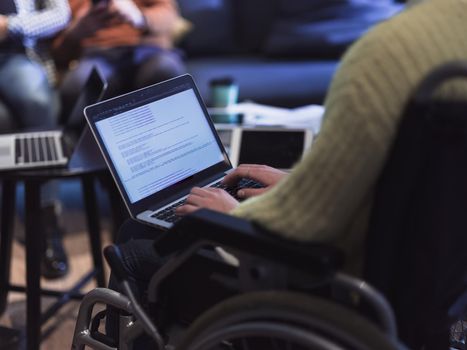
[71,209,400,350]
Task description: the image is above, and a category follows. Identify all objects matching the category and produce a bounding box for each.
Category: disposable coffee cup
[209,77,241,123]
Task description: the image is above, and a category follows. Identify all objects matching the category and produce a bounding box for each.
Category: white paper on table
[208,101,325,134]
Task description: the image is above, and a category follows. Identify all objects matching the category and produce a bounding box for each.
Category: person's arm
[175,43,395,242]
[52,2,125,68]
[7,0,70,40]
[137,0,179,35]
[0,15,8,41]
[111,0,178,33]
[174,65,393,236]
[229,31,408,244]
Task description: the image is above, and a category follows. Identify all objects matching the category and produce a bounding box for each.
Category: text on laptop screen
[95,88,225,203]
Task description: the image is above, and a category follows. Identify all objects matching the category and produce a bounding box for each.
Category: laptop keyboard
[151,200,186,223]
[15,135,60,164]
[211,178,264,198]
[150,178,263,224]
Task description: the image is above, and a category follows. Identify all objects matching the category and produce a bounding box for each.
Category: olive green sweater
[232,0,467,274]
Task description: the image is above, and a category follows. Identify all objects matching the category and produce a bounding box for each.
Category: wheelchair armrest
[155,209,343,275]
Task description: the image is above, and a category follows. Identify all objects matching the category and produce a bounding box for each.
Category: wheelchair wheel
[177,291,402,350]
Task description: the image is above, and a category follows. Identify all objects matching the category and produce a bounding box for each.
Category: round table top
[0,164,107,181]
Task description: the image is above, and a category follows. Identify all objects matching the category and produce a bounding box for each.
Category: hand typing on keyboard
[222,164,287,199]
[176,164,288,216]
[176,186,240,215]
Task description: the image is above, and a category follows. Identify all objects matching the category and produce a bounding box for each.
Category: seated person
[0,0,71,279]
[109,0,467,348]
[0,0,68,129]
[52,0,185,116]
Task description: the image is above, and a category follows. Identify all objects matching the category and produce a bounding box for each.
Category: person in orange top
[53,0,185,113]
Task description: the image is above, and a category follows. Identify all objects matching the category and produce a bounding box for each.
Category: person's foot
[41,204,69,280]
[41,231,68,279]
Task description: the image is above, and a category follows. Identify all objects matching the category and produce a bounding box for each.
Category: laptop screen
[95,88,225,203]
[85,74,231,215]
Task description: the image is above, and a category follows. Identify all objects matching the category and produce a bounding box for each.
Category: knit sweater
[232,0,467,274]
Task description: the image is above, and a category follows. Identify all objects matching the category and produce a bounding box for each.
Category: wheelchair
[71,61,467,350]
[71,209,405,350]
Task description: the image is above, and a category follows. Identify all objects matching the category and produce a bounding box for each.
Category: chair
[364,61,467,349]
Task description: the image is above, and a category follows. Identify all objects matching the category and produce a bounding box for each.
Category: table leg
[0,180,16,315]
[25,180,42,350]
[82,176,106,287]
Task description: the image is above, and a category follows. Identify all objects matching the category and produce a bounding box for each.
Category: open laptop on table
[0,67,107,171]
[85,74,262,229]
[220,126,313,170]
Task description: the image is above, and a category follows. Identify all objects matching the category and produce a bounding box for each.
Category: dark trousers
[0,53,57,129]
[106,219,165,349]
[106,219,237,349]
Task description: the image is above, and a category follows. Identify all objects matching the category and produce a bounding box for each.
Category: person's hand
[175,187,239,216]
[68,3,125,41]
[223,164,288,199]
[0,15,8,42]
[112,0,146,29]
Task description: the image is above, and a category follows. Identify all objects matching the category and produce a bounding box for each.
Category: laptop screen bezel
[66,68,108,127]
[84,74,232,217]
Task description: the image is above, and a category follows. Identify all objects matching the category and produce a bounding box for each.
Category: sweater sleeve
[231,13,425,244]
[231,71,397,243]
[8,0,71,40]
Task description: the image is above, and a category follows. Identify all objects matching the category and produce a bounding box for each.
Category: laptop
[0,67,107,171]
[228,127,313,170]
[85,74,262,229]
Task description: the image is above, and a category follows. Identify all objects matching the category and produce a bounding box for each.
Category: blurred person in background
[53,0,185,116]
[0,0,71,279]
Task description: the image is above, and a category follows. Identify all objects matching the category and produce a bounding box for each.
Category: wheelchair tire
[177,291,402,350]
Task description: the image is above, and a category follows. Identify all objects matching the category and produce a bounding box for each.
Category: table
[0,165,110,350]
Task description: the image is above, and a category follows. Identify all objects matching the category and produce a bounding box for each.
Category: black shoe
[40,204,69,280]
[41,233,68,279]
